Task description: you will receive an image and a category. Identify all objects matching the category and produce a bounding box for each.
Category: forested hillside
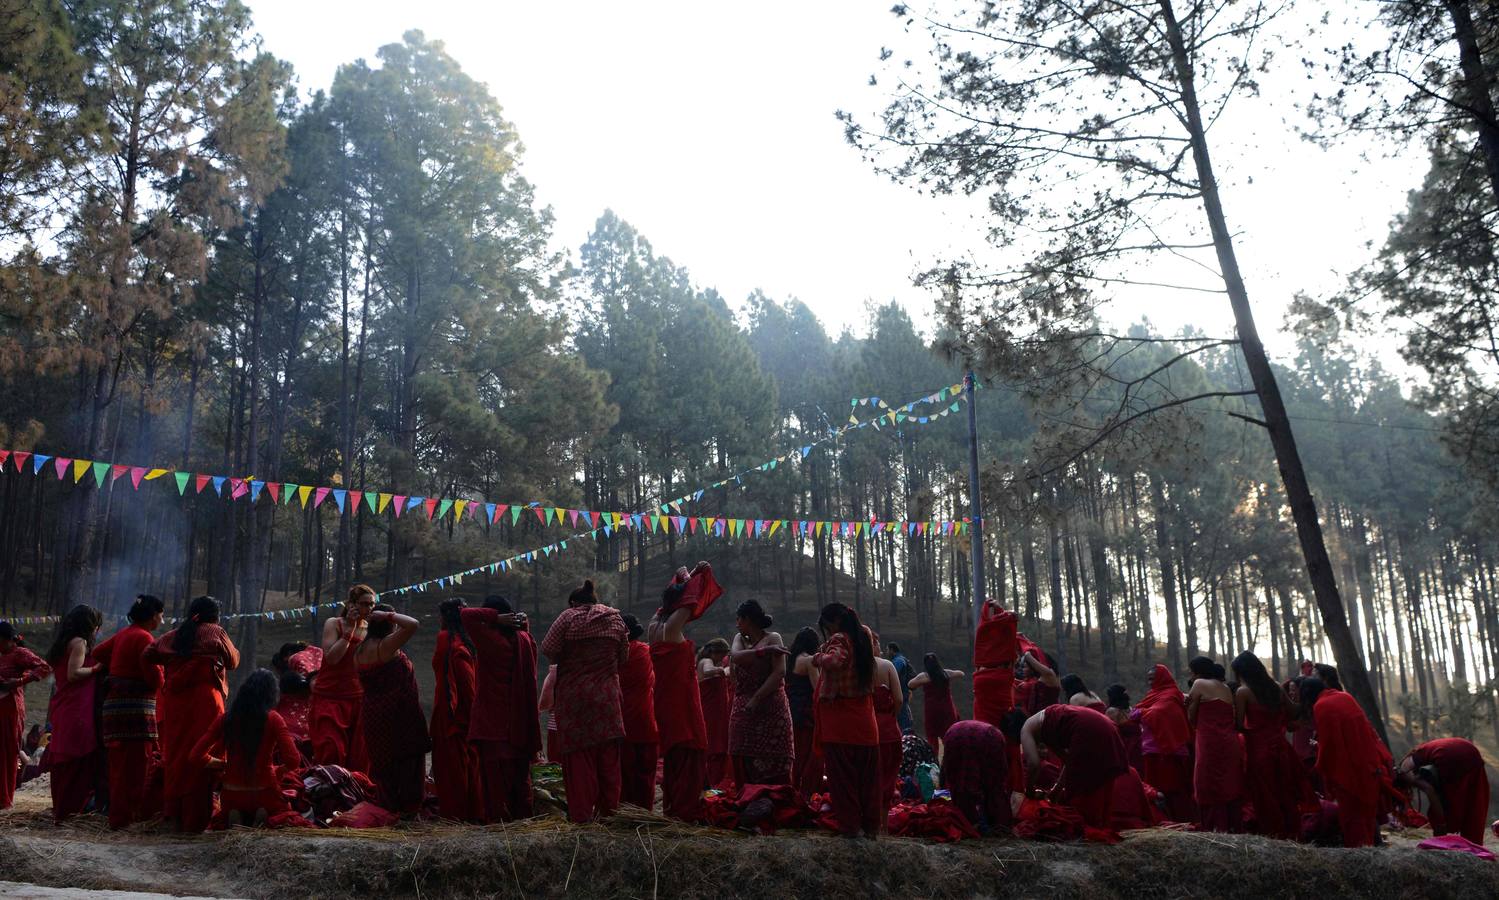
[1,0,1496,753]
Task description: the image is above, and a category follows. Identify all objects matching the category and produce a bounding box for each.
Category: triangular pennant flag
[297,485,313,508]
[73,459,91,483]
[211,475,226,495]
[0,450,7,469]
[231,478,249,500]
[391,495,406,517]
[567,509,580,527]
[175,472,190,495]
[768,520,782,537]
[407,496,424,513]
[250,480,264,502]
[423,497,438,520]
[192,473,210,493]
[453,499,467,521]
[267,482,282,504]
[330,489,345,513]
[110,464,129,482]
[347,490,361,513]
[486,503,498,523]
[282,483,298,504]
[436,498,451,520]
[26,454,48,476]
[53,457,70,480]
[704,517,717,534]
[312,487,329,509]
[90,461,108,486]
[11,451,30,472]
[510,505,522,525]
[378,493,392,514]
[130,466,146,489]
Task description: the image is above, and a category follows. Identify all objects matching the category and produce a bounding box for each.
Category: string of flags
[0,381,972,533]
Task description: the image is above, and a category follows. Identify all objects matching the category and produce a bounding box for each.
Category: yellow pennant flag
[454,499,468,520]
[72,459,90,483]
[297,485,313,508]
[144,468,168,481]
[768,520,782,537]
[378,493,392,514]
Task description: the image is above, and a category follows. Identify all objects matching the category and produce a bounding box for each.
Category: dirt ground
[3,779,1497,900]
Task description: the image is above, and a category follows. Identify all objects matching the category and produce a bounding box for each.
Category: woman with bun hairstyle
[541,579,629,822]
[727,599,793,786]
[92,594,166,828]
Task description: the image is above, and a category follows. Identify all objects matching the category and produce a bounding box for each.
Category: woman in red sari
[92,594,165,829]
[1022,704,1128,829]
[697,638,732,789]
[941,719,1012,834]
[1187,657,1242,832]
[190,669,300,826]
[972,600,1017,729]
[310,584,375,771]
[873,651,904,819]
[541,580,629,822]
[1301,677,1392,847]
[431,599,483,821]
[1,621,52,810]
[45,605,105,822]
[1231,651,1303,839]
[727,600,793,787]
[812,603,882,839]
[1132,663,1195,822]
[462,595,540,823]
[1397,737,1490,845]
[354,604,428,817]
[270,642,320,762]
[618,614,658,810]
[649,562,721,821]
[907,653,963,757]
[1105,684,1144,774]
[145,596,239,832]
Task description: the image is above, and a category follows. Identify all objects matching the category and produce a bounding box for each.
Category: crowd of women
[0,561,1491,848]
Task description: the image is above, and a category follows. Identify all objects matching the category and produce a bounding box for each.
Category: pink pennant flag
[129,467,146,489]
[392,495,407,518]
[314,487,330,509]
[568,509,579,527]
[231,478,249,500]
[54,457,70,480]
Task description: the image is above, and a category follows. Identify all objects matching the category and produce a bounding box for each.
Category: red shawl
[974,602,1018,669]
[1313,689,1392,812]
[659,564,723,622]
[651,639,707,751]
[1136,664,1189,755]
[620,640,658,743]
[461,610,542,758]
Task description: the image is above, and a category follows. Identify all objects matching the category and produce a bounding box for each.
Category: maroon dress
[922,678,959,748]
[727,643,793,785]
[359,651,431,815]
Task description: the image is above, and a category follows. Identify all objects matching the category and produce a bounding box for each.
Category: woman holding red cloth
[310,584,375,771]
[1187,657,1243,832]
[1,621,52,810]
[462,595,540,822]
[541,580,629,823]
[1397,737,1490,845]
[92,594,165,829]
[1132,663,1196,822]
[972,600,1017,728]
[648,561,721,822]
[812,602,882,839]
[145,596,240,832]
[355,604,428,817]
[618,614,659,810]
[1231,651,1304,839]
[1022,703,1129,829]
[190,669,300,825]
[697,638,732,788]
[726,600,793,787]
[1300,677,1393,847]
[431,599,483,821]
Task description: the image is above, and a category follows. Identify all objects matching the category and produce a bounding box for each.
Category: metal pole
[965,371,986,634]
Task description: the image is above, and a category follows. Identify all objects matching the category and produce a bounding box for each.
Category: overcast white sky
[248,0,1428,357]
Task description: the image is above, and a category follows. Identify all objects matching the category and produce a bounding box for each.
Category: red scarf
[1136,664,1190,755]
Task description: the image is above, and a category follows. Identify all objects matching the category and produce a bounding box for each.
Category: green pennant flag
[283,484,298,505]
[174,472,189,495]
[438,498,453,520]
[510,505,522,525]
[365,491,378,514]
[90,461,108,486]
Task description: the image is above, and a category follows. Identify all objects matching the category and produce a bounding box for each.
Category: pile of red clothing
[886,798,981,843]
[702,784,808,834]
[301,764,377,825]
[1014,798,1120,844]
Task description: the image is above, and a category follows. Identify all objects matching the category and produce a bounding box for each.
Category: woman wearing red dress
[145,596,240,832]
[617,614,659,810]
[354,604,428,817]
[697,638,732,789]
[431,599,483,821]
[1187,657,1243,832]
[190,668,300,825]
[1,621,52,810]
[92,594,165,829]
[1132,663,1195,822]
[1231,652,1303,839]
[727,600,793,787]
[45,605,106,822]
[907,652,963,758]
[1397,737,1490,845]
[310,584,375,771]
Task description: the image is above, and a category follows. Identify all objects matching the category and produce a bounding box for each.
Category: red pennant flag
[12,451,30,472]
[392,495,406,518]
[424,497,438,520]
[533,506,546,524]
[0,450,7,468]
[349,490,363,513]
[267,482,282,504]
[492,503,507,524]
[194,474,211,494]
[129,466,146,489]
[110,464,129,482]
[589,511,601,527]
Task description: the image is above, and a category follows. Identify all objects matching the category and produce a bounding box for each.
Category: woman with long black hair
[811,602,881,838]
[1231,651,1304,839]
[45,604,105,822]
[726,599,793,786]
[785,626,822,796]
[0,621,51,811]
[906,652,964,757]
[191,668,300,826]
[145,595,239,832]
[92,594,165,828]
[431,598,483,821]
